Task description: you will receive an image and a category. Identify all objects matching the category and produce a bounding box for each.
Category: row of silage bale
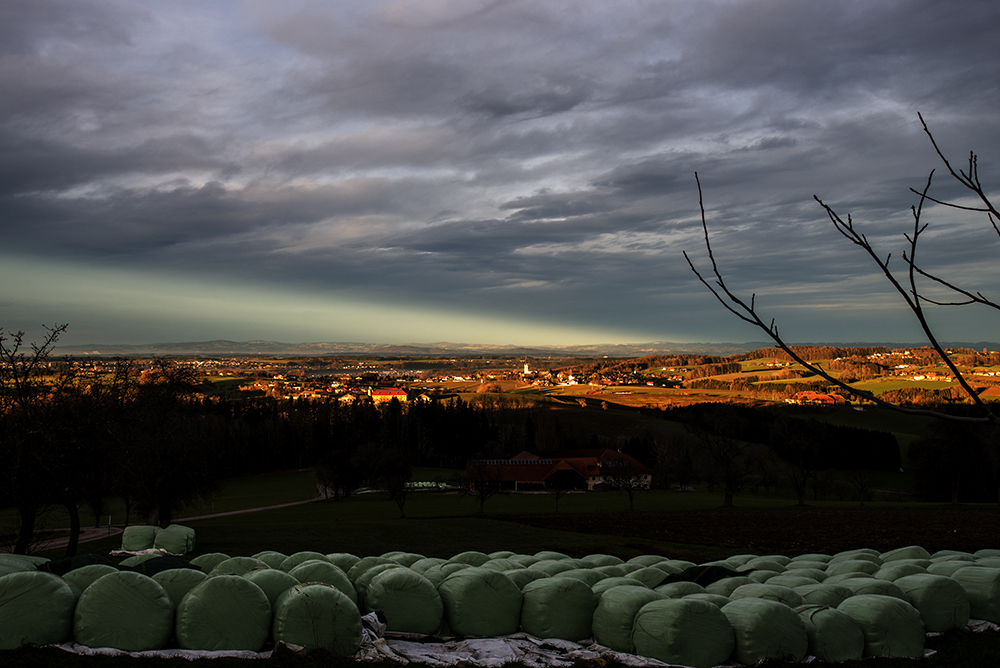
[119,524,196,555]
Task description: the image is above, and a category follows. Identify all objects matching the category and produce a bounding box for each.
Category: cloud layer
[2,0,999,346]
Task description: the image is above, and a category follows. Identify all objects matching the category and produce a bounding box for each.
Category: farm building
[466,450,652,492]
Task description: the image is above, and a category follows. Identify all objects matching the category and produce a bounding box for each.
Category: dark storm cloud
[2,0,999,344]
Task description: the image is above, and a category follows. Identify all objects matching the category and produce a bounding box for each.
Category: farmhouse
[787,390,848,406]
[371,387,409,404]
[467,449,652,492]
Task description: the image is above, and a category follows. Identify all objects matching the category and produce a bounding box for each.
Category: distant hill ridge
[53,339,1000,357]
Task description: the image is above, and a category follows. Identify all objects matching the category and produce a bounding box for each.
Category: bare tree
[603,457,651,511]
[685,114,998,425]
[464,460,506,513]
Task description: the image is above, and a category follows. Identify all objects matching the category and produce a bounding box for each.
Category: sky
[2,0,999,348]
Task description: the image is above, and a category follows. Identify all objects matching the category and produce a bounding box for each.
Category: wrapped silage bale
[594,577,643,597]
[351,563,402,608]
[931,550,973,560]
[824,572,875,585]
[530,560,576,576]
[557,568,606,587]
[730,583,803,608]
[827,559,881,577]
[251,550,288,570]
[975,549,1000,559]
[288,560,357,605]
[881,545,931,562]
[410,557,446,574]
[534,550,570,560]
[273,583,362,655]
[975,557,1000,569]
[423,562,470,587]
[928,561,979,577]
[582,553,624,567]
[449,550,491,567]
[0,571,76,649]
[283,551,334,573]
[832,548,881,563]
[726,554,759,567]
[627,554,666,567]
[661,559,697,571]
[165,524,196,552]
[745,558,788,572]
[153,568,208,609]
[592,585,666,653]
[489,550,517,559]
[836,577,908,600]
[519,577,597,641]
[684,593,731,608]
[0,556,36,573]
[326,553,361,572]
[118,553,159,568]
[73,571,173,651]
[121,525,161,552]
[795,604,864,663]
[152,525,190,555]
[386,552,425,568]
[0,554,48,568]
[244,568,299,610]
[62,564,119,598]
[788,559,831,571]
[481,558,522,572]
[705,576,754,597]
[894,574,969,632]
[365,568,443,635]
[210,556,270,577]
[594,564,629,577]
[782,567,827,582]
[748,570,781,583]
[508,554,540,567]
[721,597,808,665]
[626,566,670,588]
[794,583,855,607]
[791,553,832,564]
[504,568,548,591]
[876,563,928,581]
[175,575,271,651]
[838,594,924,658]
[345,555,395,581]
[951,566,1000,623]
[189,552,230,571]
[765,575,819,589]
[437,568,522,637]
[632,598,734,668]
[655,581,704,598]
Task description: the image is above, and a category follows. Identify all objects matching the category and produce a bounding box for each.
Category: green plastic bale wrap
[683,593,732,608]
[730,583,803,608]
[152,568,207,609]
[437,568,523,638]
[592,585,666,653]
[152,526,190,555]
[894,574,969,632]
[792,553,832,564]
[189,552,231,571]
[721,597,808,665]
[881,546,931,562]
[411,557,446,574]
[827,560,881,577]
[386,552,425,568]
[119,553,160,568]
[595,577,645,597]
[534,550,570,560]
[976,549,1000,559]
[489,551,517,559]
[705,576,754,597]
[595,565,629,578]
[928,561,979,577]
[166,524,196,552]
[975,557,1000,569]
[0,571,76,649]
[631,598,735,668]
[837,577,907,600]
[448,550,491,566]
[932,550,973,560]
[244,568,300,610]
[73,571,173,651]
[365,567,443,635]
[345,555,396,581]
[824,572,874,585]
[795,604,864,663]
[175,575,271,651]
[783,567,827,581]
[530,560,576,576]
[508,554,540,567]
[951,566,1000,623]
[282,551,333,573]
[765,575,819,589]
[210,556,270,577]
[519,577,597,641]
[726,554,759,567]
[0,554,48,568]
[875,563,928,581]
[625,567,670,589]
[832,549,881,563]
[557,568,606,587]
[326,553,361,572]
[837,594,925,658]
[655,581,704,598]
[744,558,787,573]
[481,558,523,572]
[747,570,780,583]
[273,583,362,655]
[121,525,161,551]
[789,560,831,572]
[251,551,288,570]
[352,563,403,608]
[581,554,624,567]
[504,568,549,591]
[288,560,356,605]
[627,555,668,567]
[661,559,697,571]
[62,564,120,597]
[423,562,470,587]
[0,556,36,574]
[794,583,855,607]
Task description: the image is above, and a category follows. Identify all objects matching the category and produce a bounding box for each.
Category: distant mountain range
[53,340,1000,358]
